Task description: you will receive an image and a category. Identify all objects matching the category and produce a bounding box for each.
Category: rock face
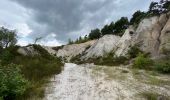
[32,12,170,60]
[56,40,96,61]
[135,13,169,57]
[115,26,135,57]
[83,35,120,59]
[43,46,58,55]
[159,12,170,54]
[17,46,39,56]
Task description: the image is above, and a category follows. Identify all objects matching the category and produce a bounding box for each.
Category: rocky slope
[17,12,170,61]
[82,35,120,59]
[135,12,170,57]
[53,12,170,61]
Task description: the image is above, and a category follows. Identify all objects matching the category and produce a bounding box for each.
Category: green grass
[140,92,169,100]
[132,69,170,86]
[70,52,128,66]
[0,45,63,99]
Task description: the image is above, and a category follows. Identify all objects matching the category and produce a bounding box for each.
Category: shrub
[32,44,54,60]
[154,61,170,74]
[127,45,143,59]
[0,46,20,65]
[74,52,128,66]
[0,63,28,100]
[98,54,128,66]
[133,53,153,70]
[0,44,64,99]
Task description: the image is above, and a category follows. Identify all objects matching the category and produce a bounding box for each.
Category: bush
[32,44,54,60]
[133,53,153,70]
[14,56,63,81]
[154,61,170,74]
[0,46,20,65]
[98,54,128,66]
[72,52,128,66]
[127,45,143,59]
[0,63,28,100]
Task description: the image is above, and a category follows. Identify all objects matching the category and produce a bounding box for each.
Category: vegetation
[68,35,90,45]
[67,0,170,45]
[71,52,128,66]
[113,17,129,36]
[0,27,63,100]
[127,45,143,59]
[0,27,17,49]
[140,92,169,100]
[89,28,101,40]
[154,59,170,74]
[0,63,28,100]
[133,53,153,70]
[130,10,146,27]
[101,22,115,35]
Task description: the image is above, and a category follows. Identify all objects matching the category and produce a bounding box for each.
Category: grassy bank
[0,45,63,100]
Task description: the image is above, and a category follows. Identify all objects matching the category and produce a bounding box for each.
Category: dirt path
[44,63,170,100]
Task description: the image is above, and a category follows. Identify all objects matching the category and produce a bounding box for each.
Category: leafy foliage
[101,22,115,35]
[89,28,101,40]
[0,27,17,48]
[0,63,28,100]
[133,53,153,70]
[127,45,143,59]
[130,10,146,26]
[154,60,170,74]
[71,52,128,66]
[113,17,129,36]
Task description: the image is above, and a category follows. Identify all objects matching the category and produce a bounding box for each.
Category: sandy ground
[44,63,170,100]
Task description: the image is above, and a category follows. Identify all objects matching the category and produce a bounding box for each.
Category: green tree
[161,0,170,12]
[0,27,17,49]
[130,10,146,25]
[89,28,101,40]
[148,2,159,15]
[68,38,73,44]
[101,22,115,36]
[114,17,129,36]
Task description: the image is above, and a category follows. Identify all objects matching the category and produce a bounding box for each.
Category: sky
[0,0,155,46]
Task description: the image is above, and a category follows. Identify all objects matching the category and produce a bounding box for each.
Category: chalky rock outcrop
[17,12,170,61]
[82,35,120,59]
[56,40,96,61]
[135,13,170,57]
[159,12,170,54]
[114,26,135,57]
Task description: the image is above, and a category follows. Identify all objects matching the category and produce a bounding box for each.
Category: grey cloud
[10,0,151,43]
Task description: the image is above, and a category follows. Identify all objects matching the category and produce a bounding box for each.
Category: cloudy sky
[0,0,155,46]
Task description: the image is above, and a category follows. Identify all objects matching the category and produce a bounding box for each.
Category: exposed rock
[135,13,169,57]
[159,14,170,55]
[17,46,39,56]
[48,12,170,60]
[56,40,96,61]
[115,26,136,56]
[43,46,58,56]
[83,35,120,59]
